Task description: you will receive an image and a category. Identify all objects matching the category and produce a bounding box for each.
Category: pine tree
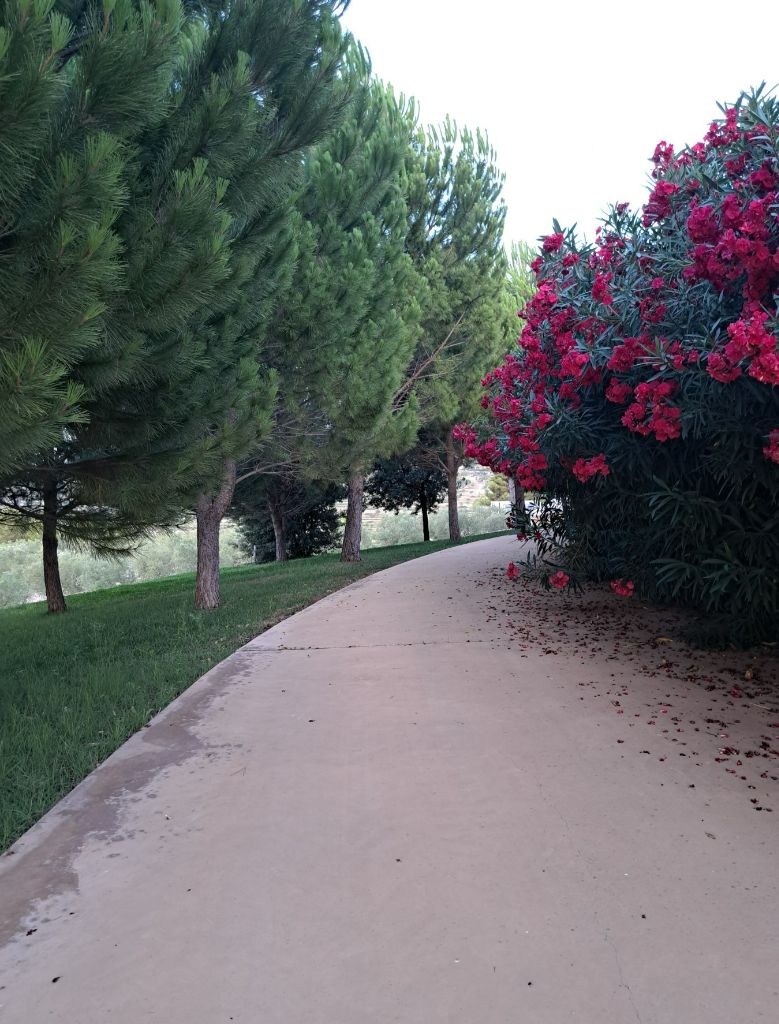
[251,64,424,564]
[0,477,159,612]
[484,474,510,503]
[400,121,513,541]
[1,0,352,611]
[0,0,184,476]
[0,0,193,610]
[180,0,352,607]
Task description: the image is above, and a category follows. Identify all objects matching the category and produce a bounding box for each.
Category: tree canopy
[0,0,353,610]
[365,440,448,543]
[0,1,519,609]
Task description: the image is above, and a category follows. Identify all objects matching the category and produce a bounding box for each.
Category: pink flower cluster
[591,271,614,305]
[685,191,779,304]
[455,99,779,620]
[571,453,610,483]
[643,181,680,225]
[706,312,779,385]
[621,381,682,442]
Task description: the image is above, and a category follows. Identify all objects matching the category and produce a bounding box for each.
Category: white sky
[343,0,779,248]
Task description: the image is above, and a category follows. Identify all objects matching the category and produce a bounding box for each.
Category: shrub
[460,88,779,645]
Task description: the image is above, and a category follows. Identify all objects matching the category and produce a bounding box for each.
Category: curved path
[1,536,776,1022]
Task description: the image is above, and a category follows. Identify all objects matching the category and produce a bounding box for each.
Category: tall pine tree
[180,0,352,607]
[246,64,424,564]
[232,475,343,563]
[400,121,512,540]
[1,0,352,611]
[0,0,194,610]
[0,0,186,476]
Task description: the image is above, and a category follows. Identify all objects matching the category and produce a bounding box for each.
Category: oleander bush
[460,88,779,645]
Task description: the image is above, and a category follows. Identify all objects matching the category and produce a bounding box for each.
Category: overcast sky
[343,0,778,248]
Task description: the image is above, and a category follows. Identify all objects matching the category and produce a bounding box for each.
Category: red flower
[724,312,774,363]
[750,162,777,192]
[621,380,681,441]
[543,232,564,253]
[686,204,719,244]
[643,180,680,225]
[592,271,614,305]
[506,562,520,580]
[707,352,742,383]
[560,349,589,377]
[608,336,648,372]
[763,430,779,464]
[549,570,570,590]
[571,453,610,483]
[605,379,633,404]
[750,350,779,385]
[610,579,635,596]
[651,141,674,174]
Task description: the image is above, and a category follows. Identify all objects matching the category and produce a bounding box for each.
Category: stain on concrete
[0,651,255,947]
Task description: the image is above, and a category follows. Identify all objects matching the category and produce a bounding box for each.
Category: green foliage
[475,474,510,505]
[366,448,448,516]
[508,241,537,322]
[68,0,353,508]
[401,119,512,430]
[0,0,183,476]
[0,522,245,608]
[1,0,353,608]
[232,476,344,562]
[262,61,424,488]
[362,505,510,547]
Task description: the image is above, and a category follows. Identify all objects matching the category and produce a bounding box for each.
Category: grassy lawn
[0,533,505,851]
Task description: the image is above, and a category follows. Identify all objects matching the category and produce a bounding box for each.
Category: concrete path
[1,536,777,1023]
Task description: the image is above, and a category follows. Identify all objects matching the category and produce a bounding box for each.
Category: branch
[235,460,300,486]
[392,311,467,411]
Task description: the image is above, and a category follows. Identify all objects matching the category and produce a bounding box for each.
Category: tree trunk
[445,430,462,542]
[267,495,288,562]
[42,478,66,614]
[508,478,526,514]
[420,492,430,542]
[195,460,237,611]
[340,472,364,562]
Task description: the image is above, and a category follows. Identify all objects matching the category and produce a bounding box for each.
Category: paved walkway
[1,536,777,1022]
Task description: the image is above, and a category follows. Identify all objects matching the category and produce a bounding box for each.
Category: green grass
[0,533,506,851]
